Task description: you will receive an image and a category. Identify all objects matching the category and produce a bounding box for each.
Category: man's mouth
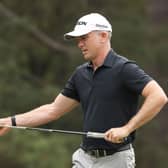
[82,49,88,55]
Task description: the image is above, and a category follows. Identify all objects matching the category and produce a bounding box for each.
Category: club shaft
[0,125,87,135]
[0,125,105,138]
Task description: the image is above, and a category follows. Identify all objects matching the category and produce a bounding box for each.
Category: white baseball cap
[64,13,112,40]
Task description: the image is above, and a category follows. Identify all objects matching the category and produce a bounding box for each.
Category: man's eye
[81,36,87,40]
[82,35,89,40]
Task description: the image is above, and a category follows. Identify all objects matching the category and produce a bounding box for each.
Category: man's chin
[83,55,91,61]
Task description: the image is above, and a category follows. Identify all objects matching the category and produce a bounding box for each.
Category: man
[0,13,167,168]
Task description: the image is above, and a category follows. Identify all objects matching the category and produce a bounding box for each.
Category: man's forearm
[125,86,168,134]
[0,94,79,128]
[1,103,60,127]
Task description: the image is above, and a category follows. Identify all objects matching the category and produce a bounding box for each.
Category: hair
[108,31,112,40]
[95,30,112,41]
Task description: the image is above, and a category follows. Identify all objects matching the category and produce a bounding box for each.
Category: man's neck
[92,48,111,70]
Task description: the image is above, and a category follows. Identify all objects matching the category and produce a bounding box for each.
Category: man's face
[76,31,102,61]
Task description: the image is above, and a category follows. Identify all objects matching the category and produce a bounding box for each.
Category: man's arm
[105,80,168,143]
[0,93,79,135]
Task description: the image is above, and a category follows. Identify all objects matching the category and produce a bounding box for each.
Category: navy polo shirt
[61,49,152,150]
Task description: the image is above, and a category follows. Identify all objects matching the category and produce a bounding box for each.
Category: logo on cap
[96,24,108,29]
[77,21,87,26]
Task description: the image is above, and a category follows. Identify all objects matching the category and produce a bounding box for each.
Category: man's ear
[100,31,109,43]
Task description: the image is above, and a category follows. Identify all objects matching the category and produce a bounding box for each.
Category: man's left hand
[104,126,129,143]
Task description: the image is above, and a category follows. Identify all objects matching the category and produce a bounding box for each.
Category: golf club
[0,125,105,139]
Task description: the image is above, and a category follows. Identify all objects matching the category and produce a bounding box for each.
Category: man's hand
[104,126,129,143]
[0,118,11,136]
[0,127,11,136]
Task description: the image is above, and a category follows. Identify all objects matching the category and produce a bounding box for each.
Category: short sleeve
[121,62,153,94]
[61,71,80,102]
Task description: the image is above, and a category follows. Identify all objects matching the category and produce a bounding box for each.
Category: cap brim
[64,29,92,40]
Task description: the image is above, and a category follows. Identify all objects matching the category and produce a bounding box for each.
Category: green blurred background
[0,0,167,167]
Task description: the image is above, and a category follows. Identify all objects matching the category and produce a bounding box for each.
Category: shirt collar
[87,49,115,68]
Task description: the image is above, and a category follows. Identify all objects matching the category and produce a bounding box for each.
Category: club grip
[87,132,105,139]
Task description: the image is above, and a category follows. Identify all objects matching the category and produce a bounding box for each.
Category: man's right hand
[0,117,11,136]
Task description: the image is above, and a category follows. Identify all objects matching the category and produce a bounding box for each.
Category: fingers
[105,134,124,143]
[104,128,127,144]
[0,118,12,136]
[0,127,10,136]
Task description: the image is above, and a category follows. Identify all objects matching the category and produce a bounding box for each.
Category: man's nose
[77,39,84,48]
